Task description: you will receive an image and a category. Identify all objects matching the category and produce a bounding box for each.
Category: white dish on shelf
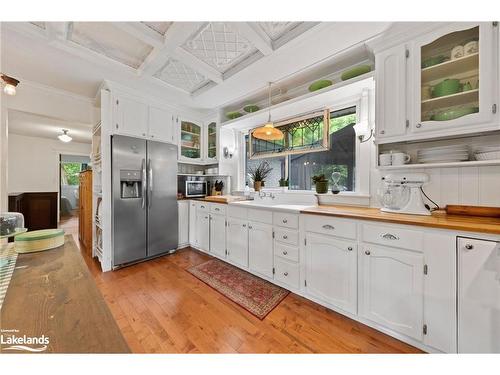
[475,151,500,161]
[418,144,469,152]
[418,150,468,157]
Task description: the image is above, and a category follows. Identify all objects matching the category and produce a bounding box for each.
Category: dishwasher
[458,237,500,353]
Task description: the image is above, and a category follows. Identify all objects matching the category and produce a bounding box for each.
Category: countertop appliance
[377,173,431,216]
[181,179,208,198]
[458,237,500,353]
[112,135,178,267]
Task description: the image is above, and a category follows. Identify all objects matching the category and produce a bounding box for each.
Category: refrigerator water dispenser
[120,170,142,199]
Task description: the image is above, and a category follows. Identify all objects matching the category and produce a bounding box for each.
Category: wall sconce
[223,146,234,159]
[353,121,373,143]
[1,73,20,96]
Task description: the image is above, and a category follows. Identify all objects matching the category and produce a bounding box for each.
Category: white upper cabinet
[305,233,357,315]
[248,221,274,278]
[410,23,496,135]
[113,94,149,137]
[179,117,203,162]
[375,22,499,143]
[205,120,218,162]
[149,106,175,143]
[375,44,408,140]
[359,244,424,341]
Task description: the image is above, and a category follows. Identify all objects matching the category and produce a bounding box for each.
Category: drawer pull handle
[283,235,288,239]
[248,225,253,229]
[201,205,205,209]
[365,250,371,255]
[215,208,220,211]
[347,246,353,251]
[282,251,288,255]
[322,224,335,230]
[242,224,246,228]
[282,219,288,223]
[381,233,399,240]
[283,272,288,276]
[465,244,474,250]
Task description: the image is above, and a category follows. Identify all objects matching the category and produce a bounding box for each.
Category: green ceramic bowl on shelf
[341,65,372,81]
[432,79,461,98]
[243,104,260,113]
[308,79,333,92]
[421,55,447,68]
[226,111,243,120]
[431,106,479,121]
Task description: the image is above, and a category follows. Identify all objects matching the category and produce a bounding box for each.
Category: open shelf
[421,89,478,112]
[421,53,479,83]
[378,159,500,170]
[181,130,201,137]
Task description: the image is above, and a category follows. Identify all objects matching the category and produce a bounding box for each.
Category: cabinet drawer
[274,242,299,263]
[304,214,357,239]
[274,228,299,246]
[362,223,423,251]
[248,208,273,224]
[197,202,209,212]
[274,257,300,290]
[273,212,299,229]
[210,203,226,215]
[227,205,247,219]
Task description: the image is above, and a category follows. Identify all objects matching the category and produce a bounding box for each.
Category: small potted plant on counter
[279,178,289,191]
[312,174,329,194]
[248,161,272,192]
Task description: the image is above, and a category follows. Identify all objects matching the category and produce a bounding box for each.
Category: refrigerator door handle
[148,158,153,208]
[141,158,146,209]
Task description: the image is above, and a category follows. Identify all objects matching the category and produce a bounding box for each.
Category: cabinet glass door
[180,120,201,159]
[416,24,493,131]
[207,121,217,159]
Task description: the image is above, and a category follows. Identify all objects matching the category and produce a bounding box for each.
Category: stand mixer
[377,173,431,216]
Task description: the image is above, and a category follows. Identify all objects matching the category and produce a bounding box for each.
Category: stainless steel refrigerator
[112,135,178,267]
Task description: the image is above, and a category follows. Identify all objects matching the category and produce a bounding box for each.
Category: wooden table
[0,236,130,353]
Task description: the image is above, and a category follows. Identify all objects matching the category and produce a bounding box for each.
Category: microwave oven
[184,180,208,197]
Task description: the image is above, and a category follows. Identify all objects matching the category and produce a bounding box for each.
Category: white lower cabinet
[209,213,226,258]
[248,221,273,278]
[359,243,424,341]
[226,217,248,267]
[274,257,300,289]
[189,201,197,247]
[177,201,189,247]
[195,210,210,252]
[305,233,357,315]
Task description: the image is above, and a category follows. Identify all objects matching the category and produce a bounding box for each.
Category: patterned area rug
[0,244,18,310]
[187,259,289,319]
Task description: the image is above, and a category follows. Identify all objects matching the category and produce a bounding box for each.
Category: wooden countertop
[301,205,500,235]
[0,236,130,353]
[178,195,248,204]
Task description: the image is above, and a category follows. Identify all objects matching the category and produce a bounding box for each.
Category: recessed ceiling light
[58,129,72,143]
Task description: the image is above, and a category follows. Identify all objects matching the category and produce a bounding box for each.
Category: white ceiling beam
[233,22,273,56]
[139,22,204,76]
[45,22,69,41]
[171,47,223,84]
[113,22,164,49]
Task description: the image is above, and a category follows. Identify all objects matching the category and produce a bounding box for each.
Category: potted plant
[248,161,273,192]
[312,174,329,194]
[279,178,289,191]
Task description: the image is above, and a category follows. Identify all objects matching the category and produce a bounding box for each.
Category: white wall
[8,133,91,193]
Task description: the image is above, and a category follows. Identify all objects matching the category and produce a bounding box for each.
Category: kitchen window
[245,106,357,191]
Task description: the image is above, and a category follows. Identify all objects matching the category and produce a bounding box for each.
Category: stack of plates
[417,145,469,163]
[474,145,500,161]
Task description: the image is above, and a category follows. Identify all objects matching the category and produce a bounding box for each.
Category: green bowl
[432,79,461,98]
[432,107,479,121]
[308,79,333,92]
[422,55,447,68]
[341,65,371,81]
[243,104,260,113]
[226,111,243,120]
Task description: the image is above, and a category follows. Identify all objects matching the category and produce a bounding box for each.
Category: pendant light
[252,82,284,141]
[58,129,72,143]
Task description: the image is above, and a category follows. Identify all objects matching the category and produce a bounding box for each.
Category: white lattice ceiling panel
[154,58,210,92]
[141,22,172,36]
[182,22,257,73]
[258,22,301,41]
[68,22,153,69]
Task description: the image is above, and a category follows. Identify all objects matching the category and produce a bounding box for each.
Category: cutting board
[445,205,500,218]
[203,195,247,204]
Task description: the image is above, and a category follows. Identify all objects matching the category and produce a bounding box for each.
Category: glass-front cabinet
[180,120,202,160]
[206,121,217,161]
[411,22,495,133]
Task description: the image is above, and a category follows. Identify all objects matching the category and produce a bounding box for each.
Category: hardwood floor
[59,214,421,353]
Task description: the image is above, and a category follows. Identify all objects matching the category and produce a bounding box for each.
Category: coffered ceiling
[1,22,392,108]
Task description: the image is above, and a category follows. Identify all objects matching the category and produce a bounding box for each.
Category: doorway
[59,154,90,234]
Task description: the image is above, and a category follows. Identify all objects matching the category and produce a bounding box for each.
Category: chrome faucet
[258,191,276,199]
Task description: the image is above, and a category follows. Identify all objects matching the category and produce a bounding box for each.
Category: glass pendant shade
[252,82,284,141]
